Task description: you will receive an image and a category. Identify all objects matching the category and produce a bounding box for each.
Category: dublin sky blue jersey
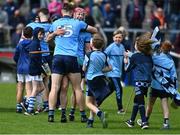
[83,51,107,80]
[27,22,51,56]
[104,43,125,78]
[151,52,178,91]
[49,16,88,56]
[77,31,91,65]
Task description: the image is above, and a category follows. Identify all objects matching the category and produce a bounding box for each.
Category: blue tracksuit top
[26,27,43,76]
[13,39,32,74]
[126,52,153,83]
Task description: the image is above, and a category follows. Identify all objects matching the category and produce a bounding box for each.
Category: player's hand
[54,28,65,36]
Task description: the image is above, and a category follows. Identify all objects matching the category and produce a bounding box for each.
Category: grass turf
[0,83,180,134]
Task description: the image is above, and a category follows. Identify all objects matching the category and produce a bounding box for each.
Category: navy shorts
[150,88,172,99]
[86,76,113,106]
[52,55,81,75]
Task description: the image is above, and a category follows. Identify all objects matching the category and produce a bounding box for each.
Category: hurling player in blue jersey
[104,30,125,114]
[59,7,92,123]
[47,3,97,122]
[27,8,52,113]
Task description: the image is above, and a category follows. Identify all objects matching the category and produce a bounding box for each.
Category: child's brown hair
[135,32,153,55]
[92,34,105,50]
[23,26,33,39]
[161,40,172,53]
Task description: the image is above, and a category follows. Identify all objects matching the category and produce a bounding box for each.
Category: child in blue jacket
[124,32,153,129]
[13,26,33,113]
[24,27,45,115]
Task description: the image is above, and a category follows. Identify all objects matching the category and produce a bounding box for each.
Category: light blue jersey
[27,22,39,29]
[83,51,107,80]
[151,52,178,92]
[49,16,88,56]
[104,43,125,78]
[27,22,52,56]
[77,31,91,65]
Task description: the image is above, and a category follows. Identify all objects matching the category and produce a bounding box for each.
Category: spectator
[125,0,145,41]
[48,0,62,17]
[9,9,26,30]
[74,0,89,8]
[169,0,180,42]
[151,8,167,30]
[11,23,24,48]
[105,0,122,27]
[25,5,40,24]
[92,0,104,27]
[0,3,9,45]
[151,8,167,41]
[125,0,145,29]
[103,2,115,28]
[84,7,95,26]
[2,0,18,25]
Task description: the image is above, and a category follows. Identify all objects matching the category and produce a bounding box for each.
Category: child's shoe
[125,120,134,128]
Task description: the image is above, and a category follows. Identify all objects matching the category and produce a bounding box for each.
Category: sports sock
[48,109,54,116]
[80,110,86,116]
[43,101,48,109]
[70,108,75,115]
[164,118,169,124]
[130,103,138,121]
[61,108,66,116]
[16,103,22,111]
[96,111,102,118]
[27,97,36,113]
[139,104,146,122]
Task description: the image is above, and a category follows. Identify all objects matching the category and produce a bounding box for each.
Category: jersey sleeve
[104,45,111,55]
[126,54,136,72]
[49,25,54,33]
[84,33,91,43]
[79,20,88,31]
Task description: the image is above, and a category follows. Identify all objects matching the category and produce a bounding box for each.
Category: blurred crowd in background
[0,0,180,54]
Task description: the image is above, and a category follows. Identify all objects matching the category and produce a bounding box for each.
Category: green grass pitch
[0,83,180,134]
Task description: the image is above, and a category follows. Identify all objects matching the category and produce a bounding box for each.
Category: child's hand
[124,57,128,64]
[124,51,129,58]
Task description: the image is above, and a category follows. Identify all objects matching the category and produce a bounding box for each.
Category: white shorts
[30,75,43,81]
[17,74,32,82]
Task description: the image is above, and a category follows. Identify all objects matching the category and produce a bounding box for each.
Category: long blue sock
[139,104,146,122]
[130,103,138,121]
[43,101,48,109]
